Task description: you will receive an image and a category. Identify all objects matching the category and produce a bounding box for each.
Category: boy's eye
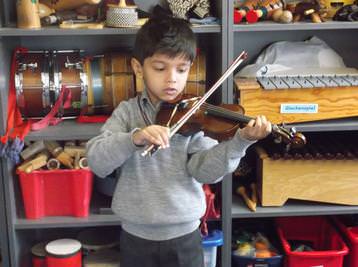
[178,68,189,73]
[153,66,165,71]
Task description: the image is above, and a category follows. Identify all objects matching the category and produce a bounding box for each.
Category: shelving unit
[225,2,358,267]
[0,0,357,266]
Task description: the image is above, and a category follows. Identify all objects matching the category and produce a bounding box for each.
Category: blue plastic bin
[202,230,223,267]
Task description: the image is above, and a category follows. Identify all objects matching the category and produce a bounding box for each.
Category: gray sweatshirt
[86,90,255,240]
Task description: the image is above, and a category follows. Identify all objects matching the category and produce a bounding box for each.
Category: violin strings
[201,103,252,122]
[169,51,247,136]
[203,103,252,120]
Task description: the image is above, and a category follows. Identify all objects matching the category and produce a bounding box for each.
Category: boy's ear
[131,58,143,78]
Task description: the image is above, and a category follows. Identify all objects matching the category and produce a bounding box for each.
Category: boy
[86,17,271,267]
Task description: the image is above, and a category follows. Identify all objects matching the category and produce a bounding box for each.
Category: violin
[141,51,306,157]
[155,94,306,146]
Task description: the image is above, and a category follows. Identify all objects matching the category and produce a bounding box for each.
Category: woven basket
[106,0,138,27]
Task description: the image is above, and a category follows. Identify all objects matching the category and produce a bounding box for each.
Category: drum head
[77,228,119,252]
[45,239,82,257]
[31,241,47,258]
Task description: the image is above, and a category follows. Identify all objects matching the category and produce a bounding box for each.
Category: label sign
[280,103,318,114]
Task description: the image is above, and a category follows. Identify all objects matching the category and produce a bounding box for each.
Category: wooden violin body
[155,94,306,148]
[157,99,245,140]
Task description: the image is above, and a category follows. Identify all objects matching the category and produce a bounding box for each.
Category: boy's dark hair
[132,17,197,64]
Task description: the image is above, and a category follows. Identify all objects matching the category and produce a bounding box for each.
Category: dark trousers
[120,228,204,267]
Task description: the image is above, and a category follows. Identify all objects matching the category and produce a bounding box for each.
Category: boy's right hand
[132,125,170,148]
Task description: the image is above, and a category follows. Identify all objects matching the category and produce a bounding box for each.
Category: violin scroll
[271,124,306,149]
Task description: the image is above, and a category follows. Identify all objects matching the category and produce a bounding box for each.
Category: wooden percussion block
[235,78,358,124]
[104,53,132,74]
[188,52,206,83]
[256,147,358,206]
[105,74,135,108]
[185,82,206,96]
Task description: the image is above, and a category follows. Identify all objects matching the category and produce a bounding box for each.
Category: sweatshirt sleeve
[186,130,256,184]
[86,102,141,178]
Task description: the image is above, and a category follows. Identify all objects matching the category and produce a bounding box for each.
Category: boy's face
[131,53,191,105]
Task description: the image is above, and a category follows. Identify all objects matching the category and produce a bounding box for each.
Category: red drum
[15,50,51,118]
[52,50,87,116]
[31,242,47,267]
[46,239,82,267]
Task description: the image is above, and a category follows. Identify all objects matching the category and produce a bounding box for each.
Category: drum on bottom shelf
[45,239,82,267]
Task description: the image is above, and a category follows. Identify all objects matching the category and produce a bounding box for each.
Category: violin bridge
[166,104,179,127]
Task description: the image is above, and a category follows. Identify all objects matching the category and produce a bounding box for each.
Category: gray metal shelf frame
[0,160,10,267]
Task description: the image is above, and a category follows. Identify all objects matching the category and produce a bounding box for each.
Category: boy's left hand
[239,115,272,141]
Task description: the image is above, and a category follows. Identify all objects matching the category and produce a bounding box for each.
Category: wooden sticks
[236,183,258,212]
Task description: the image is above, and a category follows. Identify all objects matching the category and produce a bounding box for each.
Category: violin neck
[205,103,253,124]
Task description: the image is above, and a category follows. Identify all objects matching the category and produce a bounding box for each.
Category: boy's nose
[166,70,177,83]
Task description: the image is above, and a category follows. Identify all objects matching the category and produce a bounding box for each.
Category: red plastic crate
[333,216,358,267]
[17,169,93,219]
[276,216,349,267]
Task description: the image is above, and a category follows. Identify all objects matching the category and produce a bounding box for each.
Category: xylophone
[256,132,358,206]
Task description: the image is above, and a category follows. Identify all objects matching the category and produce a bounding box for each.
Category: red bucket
[17,169,93,219]
[276,216,349,267]
[333,216,358,267]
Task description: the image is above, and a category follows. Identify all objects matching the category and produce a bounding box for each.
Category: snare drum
[52,50,88,116]
[15,50,51,118]
[45,238,82,267]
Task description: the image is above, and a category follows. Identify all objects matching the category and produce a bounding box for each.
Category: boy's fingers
[255,116,262,128]
[260,115,267,126]
[146,126,170,148]
[247,119,255,127]
[156,127,170,148]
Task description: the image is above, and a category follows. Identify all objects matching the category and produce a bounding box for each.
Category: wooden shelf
[232,195,358,218]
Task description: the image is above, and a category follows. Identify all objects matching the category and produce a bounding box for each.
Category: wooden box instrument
[235,75,358,124]
[256,132,358,206]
